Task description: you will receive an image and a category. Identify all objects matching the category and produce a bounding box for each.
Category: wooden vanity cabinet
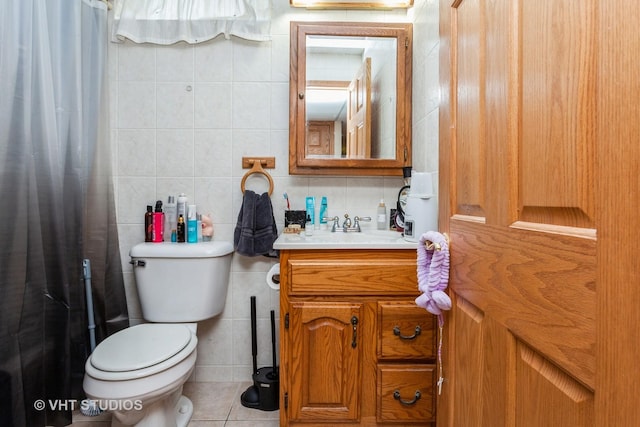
[279,249,437,426]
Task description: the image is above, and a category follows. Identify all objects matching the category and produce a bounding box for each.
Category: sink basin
[273,229,417,250]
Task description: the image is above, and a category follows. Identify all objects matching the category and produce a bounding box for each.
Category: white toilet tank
[129,242,233,322]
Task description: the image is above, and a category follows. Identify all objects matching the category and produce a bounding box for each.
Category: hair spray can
[164,195,177,242]
[177,215,186,243]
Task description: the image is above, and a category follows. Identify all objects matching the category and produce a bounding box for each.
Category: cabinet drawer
[288,259,418,295]
[378,301,436,360]
[377,364,436,423]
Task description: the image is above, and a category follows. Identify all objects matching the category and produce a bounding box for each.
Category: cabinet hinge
[284,312,290,329]
[405,37,409,48]
[284,392,289,409]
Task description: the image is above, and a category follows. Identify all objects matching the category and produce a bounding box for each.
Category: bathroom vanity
[274,231,437,426]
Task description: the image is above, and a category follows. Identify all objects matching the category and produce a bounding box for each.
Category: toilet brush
[80,259,103,417]
[240,296,261,408]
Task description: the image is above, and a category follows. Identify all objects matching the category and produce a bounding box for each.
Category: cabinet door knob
[393,390,421,406]
[393,325,421,340]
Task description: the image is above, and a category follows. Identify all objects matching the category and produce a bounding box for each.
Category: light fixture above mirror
[290,0,413,9]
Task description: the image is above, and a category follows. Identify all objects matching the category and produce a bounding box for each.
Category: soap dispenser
[377,199,387,230]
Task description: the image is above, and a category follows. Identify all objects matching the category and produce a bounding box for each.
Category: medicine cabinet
[289,21,413,176]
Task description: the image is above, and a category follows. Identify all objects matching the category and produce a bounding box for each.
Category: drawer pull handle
[393,325,421,340]
[393,390,421,406]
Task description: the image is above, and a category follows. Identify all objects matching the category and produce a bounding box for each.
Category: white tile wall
[110,0,439,383]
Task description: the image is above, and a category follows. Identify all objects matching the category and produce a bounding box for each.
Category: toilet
[83,241,233,427]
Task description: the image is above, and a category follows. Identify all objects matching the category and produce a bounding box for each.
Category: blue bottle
[187,204,198,243]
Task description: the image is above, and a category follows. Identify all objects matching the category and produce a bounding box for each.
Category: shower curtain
[0,1,129,426]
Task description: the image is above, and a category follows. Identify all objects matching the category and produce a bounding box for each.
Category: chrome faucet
[327,214,372,232]
[335,214,371,232]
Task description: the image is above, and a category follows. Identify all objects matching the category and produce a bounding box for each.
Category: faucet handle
[353,216,371,232]
[326,216,340,232]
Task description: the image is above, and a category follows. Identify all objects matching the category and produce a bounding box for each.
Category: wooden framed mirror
[289,21,412,176]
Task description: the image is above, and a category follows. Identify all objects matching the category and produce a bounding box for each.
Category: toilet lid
[91,324,192,372]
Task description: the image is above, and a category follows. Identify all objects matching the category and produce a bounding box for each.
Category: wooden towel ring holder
[241,158,274,196]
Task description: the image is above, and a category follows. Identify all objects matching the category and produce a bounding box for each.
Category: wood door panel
[453,298,516,427]
[517,344,594,426]
[450,298,485,426]
[450,219,596,388]
[520,0,596,229]
[455,0,485,218]
[347,58,372,159]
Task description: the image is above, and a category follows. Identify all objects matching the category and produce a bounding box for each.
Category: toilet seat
[86,324,198,381]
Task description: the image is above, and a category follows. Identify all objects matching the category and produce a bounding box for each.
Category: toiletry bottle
[187,204,197,243]
[306,196,316,229]
[164,195,177,242]
[377,199,387,230]
[196,214,203,242]
[319,196,328,230]
[152,200,164,242]
[177,214,186,243]
[145,205,153,242]
[177,193,188,223]
[305,214,313,236]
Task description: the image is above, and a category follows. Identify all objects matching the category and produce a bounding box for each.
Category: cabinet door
[288,301,363,422]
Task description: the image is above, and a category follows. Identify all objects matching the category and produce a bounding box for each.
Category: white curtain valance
[111,0,271,44]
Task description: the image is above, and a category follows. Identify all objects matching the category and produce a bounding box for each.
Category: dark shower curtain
[0,1,129,426]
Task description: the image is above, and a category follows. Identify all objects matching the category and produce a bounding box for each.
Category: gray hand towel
[234,190,278,257]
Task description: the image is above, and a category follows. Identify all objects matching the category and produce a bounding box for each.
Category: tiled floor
[70,382,280,427]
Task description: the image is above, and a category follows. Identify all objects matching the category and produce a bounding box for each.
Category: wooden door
[439,0,640,426]
[347,57,372,158]
[288,301,363,422]
[306,121,335,156]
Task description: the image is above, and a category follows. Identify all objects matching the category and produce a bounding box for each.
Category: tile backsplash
[110,0,439,382]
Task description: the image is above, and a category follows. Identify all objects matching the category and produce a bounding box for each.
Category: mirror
[289,22,412,176]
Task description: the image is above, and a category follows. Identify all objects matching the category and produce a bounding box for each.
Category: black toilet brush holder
[240,297,279,411]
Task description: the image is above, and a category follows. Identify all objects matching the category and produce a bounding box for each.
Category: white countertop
[273,229,419,250]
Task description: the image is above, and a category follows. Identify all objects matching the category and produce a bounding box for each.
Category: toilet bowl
[83,323,198,426]
[83,242,233,427]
